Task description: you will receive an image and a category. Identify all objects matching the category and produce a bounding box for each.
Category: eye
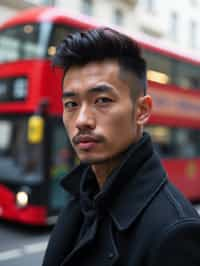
[64,101,78,110]
[95,97,113,105]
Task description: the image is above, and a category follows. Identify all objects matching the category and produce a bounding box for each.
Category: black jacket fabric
[43,133,200,266]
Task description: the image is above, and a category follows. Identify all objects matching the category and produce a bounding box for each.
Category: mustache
[72,131,105,145]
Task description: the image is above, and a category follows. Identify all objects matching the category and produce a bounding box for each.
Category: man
[43,28,200,266]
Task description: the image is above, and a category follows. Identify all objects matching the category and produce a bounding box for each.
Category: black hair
[53,27,147,95]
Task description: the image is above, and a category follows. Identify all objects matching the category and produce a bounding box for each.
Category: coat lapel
[108,152,167,231]
[61,217,120,266]
[42,198,83,266]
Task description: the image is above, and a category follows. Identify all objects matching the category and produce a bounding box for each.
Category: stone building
[0,0,200,53]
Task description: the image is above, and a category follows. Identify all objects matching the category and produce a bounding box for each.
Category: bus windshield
[0,23,51,63]
[0,116,43,184]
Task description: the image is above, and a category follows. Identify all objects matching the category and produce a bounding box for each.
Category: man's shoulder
[142,180,200,232]
[148,217,200,266]
[141,182,200,265]
[155,181,198,218]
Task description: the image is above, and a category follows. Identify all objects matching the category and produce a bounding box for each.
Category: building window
[190,0,198,7]
[144,0,154,12]
[40,0,55,5]
[189,20,197,48]
[81,0,93,16]
[169,12,178,41]
[113,8,124,26]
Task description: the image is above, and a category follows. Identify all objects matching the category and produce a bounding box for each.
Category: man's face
[62,60,141,164]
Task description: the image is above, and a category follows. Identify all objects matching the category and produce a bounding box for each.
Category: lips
[77,141,97,150]
[73,135,100,150]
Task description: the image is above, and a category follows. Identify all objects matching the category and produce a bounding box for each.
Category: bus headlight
[16,191,29,207]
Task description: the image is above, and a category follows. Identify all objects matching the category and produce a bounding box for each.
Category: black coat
[43,133,200,266]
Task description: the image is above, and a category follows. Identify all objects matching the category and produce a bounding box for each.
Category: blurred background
[1,0,200,53]
[0,1,200,265]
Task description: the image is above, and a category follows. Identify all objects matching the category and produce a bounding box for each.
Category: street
[0,220,52,266]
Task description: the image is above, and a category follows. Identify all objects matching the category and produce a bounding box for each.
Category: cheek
[101,106,135,138]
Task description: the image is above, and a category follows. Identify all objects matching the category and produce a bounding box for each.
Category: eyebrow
[62,91,76,98]
[62,85,114,99]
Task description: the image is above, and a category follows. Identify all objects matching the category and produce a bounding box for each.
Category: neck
[91,153,124,189]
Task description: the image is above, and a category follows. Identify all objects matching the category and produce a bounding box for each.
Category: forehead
[63,60,121,89]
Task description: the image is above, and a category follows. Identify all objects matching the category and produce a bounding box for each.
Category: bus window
[174,61,200,90]
[146,126,200,158]
[0,77,28,102]
[0,116,43,183]
[145,126,175,157]
[174,128,200,157]
[49,118,76,210]
[143,49,200,90]
[47,24,76,57]
[0,23,51,63]
[143,50,172,84]
[0,120,12,150]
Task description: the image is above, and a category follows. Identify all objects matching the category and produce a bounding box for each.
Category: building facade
[0,0,200,54]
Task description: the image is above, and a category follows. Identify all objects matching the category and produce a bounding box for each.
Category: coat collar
[61,132,167,231]
[108,151,167,230]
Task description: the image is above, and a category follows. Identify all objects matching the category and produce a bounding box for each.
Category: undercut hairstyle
[53,27,147,96]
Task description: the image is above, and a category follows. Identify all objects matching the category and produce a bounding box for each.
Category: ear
[136,95,152,126]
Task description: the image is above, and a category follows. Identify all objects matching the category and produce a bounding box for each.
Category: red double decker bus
[0,7,199,225]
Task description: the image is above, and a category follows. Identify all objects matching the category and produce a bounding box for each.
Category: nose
[76,104,96,131]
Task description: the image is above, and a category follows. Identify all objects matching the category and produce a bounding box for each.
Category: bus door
[48,117,76,221]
